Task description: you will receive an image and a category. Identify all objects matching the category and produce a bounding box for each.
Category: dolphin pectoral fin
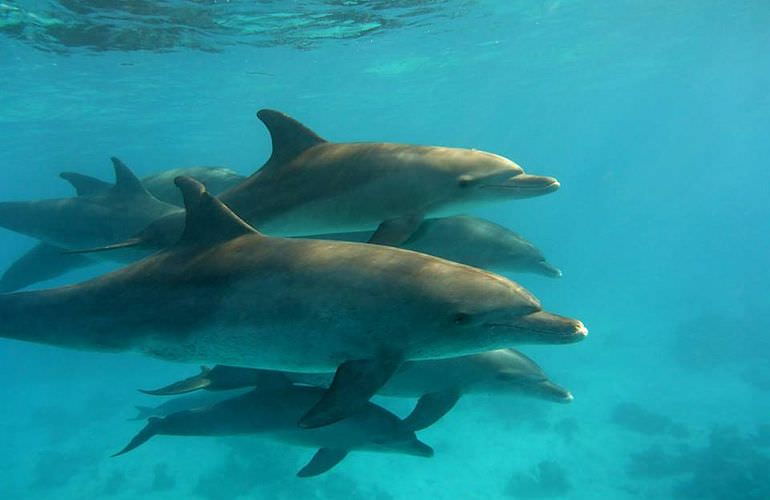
[298,355,403,429]
[59,172,112,196]
[368,215,424,247]
[138,366,213,396]
[61,238,144,255]
[403,389,462,431]
[297,448,349,477]
[112,417,162,457]
[0,243,94,292]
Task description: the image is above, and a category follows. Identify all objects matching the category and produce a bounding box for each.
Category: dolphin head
[423,149,559,214]
[462,349,574,403]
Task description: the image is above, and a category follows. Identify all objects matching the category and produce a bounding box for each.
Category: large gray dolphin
[114,385,434,477]
[80,108,560,254]
[0,158,180,291]
[305,216,562,278]
[0,177,586,428]
[140,348,573,430]
[61,166,244,207]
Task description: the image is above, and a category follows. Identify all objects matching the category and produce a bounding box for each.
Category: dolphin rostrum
[76,108,561,255]
[140,348,574,429]
[0,177,586,428]
[114,384,434,477]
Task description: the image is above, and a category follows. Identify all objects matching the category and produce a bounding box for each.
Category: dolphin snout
[537,261,563,278]
[483,174,560,199]
[487,311,588,345]
[407,439,435,458]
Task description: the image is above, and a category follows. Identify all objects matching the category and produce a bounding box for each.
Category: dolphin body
[0,177,586,428]
[115,385,434,478]
[83,108,560,255]
[0,158,181,292]
[305,216,563,278]
[141,348,573,430]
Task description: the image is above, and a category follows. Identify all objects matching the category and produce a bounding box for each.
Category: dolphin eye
[453,312,472,325]
[457,175,475,188]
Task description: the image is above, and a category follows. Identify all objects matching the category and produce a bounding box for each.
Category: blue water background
[1,1,769,498]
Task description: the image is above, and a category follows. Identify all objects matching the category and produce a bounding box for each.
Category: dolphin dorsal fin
[174,176,260,246]
[59,172,112,196]
[110,157,152,197]
[257,109,327,167]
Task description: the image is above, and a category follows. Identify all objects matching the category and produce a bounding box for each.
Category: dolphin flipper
[112,417,162,457]
[139,366,214,396]
[298,355,402,429]
[368,215,424,246]
[403,389,462,431]
[296,448,349,477]
[0,243,94,292]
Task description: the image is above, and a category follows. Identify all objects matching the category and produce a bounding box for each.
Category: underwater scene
[1,0,769,498]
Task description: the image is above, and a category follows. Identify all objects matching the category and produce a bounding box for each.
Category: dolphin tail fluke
[296,448,349,478]
[0,243,94,293]
[112,417,162,457]
[139,366,213,396]
[61,238,143,255]
[403,389,461,432]
[298,355,402,429]
[129,405,156,421]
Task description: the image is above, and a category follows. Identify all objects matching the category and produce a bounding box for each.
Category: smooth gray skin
[97,108,561,254]
[0,158,178,252]
[307,216,562,278]
[115,385,433,477]
[0,177,586,427]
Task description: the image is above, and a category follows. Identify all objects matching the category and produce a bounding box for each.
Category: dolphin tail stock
[296,448,349,478]
[112,417,163,457]
[139,366,213,396]
[298,353,403,429]
[402,389,462,432]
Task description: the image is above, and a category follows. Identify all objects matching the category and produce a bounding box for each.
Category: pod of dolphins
[0,109,587,478]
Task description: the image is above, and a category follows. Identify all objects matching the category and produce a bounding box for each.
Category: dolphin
[77,108,560,255]
[141,348,573,430]
[0,158,180,291]
[61,166,244,207]
[304,216,562,278]
[131,388,254,421]
[0,176,586,428]
[114,385,434,477]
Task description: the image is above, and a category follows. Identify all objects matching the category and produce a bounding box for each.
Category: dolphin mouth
[538,261,563,278]
[484,313,588,344]
[481,174,560,198]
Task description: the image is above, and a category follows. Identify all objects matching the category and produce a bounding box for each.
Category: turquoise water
[1,1,769,498]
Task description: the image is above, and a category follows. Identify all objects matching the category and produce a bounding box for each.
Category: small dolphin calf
[115,385,433,477]
[85,108,560,254]
[307,216,562,278]
[0,177,586,428]
[143,348,573,430]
